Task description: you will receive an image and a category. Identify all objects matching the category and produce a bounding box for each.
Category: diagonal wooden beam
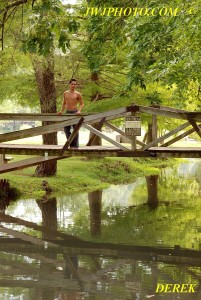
[0,225,56,248]
[105,121,128,137]
[138,105,201,122]
[0,155,69,174]
[159,105,188,113]
[138,105,187,119]
[142,122,190,150]
[83,124,129,151]
[161,125,200,147]
[187,117,201,139]
[105,121,145,147]
[60,117,84,155]
[86,117,106,146]
[0,119,77,143]
[0,213,83,243]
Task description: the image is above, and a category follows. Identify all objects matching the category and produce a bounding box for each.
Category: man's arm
[58,93,67,115]
[76,93,84,114]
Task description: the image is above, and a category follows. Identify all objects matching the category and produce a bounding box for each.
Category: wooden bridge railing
[0,107,129,144]
[1,105,201,148]
[0,104,201,174]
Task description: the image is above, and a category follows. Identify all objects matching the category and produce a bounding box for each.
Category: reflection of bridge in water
[1,104,201,173]
[1,211,201,294]
[1,212,201,265]
[1,187,201,299]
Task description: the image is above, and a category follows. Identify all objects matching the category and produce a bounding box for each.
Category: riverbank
[1,156,179,198]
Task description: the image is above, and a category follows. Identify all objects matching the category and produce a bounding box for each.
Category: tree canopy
[81,0,201,108]
[0,0,200,112]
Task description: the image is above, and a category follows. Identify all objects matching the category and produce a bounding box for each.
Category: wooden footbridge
[0,104,201,174]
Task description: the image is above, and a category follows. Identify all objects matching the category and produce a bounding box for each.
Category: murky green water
[1,160,201,299]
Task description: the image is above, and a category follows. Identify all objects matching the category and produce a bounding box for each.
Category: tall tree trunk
[88,71,102,145]
[90,71,99,101]
[32,54,58,176]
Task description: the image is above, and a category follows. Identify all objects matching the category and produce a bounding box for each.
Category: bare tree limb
[0,0,28,14]
[1,11,7,50]
[0,0,28,49]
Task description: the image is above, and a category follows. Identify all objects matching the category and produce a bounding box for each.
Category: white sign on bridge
[125,116,141,136]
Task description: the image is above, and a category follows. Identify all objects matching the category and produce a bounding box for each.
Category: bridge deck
[0,144,123,156]
[0,144,201,174]
[0,144,201,158]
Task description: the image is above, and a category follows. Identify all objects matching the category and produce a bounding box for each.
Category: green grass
[0,155,179,198]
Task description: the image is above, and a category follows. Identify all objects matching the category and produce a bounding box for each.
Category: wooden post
[0,154,5,164]
[131,112,137,150]
[152,114,158,146]
[187,117,201,139]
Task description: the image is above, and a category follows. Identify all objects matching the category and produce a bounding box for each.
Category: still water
[1,160,201,299]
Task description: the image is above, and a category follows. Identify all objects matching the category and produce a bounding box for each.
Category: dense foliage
[0,0,200,111]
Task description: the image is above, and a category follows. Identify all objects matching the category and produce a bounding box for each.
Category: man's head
[69,78,77,91]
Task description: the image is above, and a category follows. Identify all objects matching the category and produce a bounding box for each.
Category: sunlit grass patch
[0,155,178,198]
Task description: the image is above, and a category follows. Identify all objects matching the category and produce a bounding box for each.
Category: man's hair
[69,78,77,84]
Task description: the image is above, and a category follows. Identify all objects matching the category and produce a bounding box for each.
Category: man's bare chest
[64,92,79,103]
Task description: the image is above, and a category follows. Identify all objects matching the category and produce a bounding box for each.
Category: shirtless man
[58,79,84,148]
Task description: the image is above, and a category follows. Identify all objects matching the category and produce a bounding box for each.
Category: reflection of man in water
[58,79,84,148]
[55,254,83,300]
[55,255,82,300]
[56,292,82,300]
